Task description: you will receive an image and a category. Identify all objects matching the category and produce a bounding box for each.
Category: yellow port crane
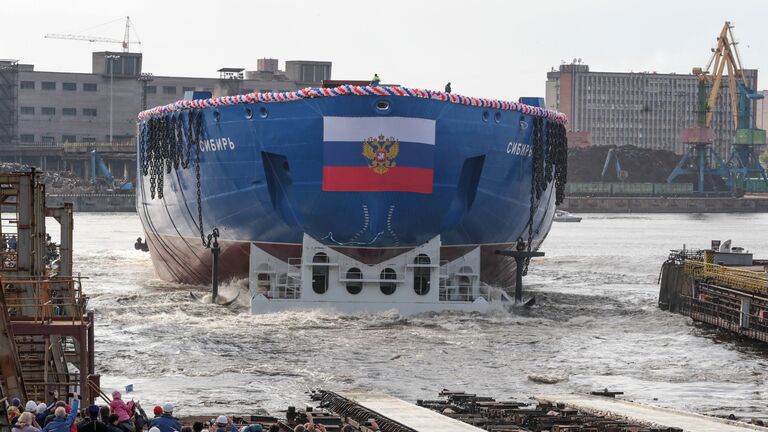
[44,16,141,53]
[692,21,747,129]
[668,21,766,192]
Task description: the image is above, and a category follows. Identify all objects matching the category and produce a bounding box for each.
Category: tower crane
[668,21,766,193]
[44,16,141,53]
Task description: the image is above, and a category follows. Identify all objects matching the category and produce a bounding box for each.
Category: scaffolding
[0,60,18,146]
[0,170,96,413]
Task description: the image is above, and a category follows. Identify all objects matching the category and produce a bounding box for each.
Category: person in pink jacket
[109,392,134,432]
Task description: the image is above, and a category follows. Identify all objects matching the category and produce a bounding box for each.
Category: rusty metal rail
[313,391,417,432]
[417,390,683,432]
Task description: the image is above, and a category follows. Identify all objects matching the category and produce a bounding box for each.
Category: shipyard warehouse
[4,7,768,432]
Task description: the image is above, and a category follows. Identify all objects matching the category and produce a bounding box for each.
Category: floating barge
[659,243,768,343]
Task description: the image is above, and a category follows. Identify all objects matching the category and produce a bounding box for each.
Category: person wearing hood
[77,405,106,432]
[108,392,134,432]
[12,412,41,432]
[35,403,48,426]
[149,403,181,432]
[25,401,39,414]
[41,393,79,432]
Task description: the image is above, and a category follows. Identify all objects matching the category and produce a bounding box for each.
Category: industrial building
[0,52,332,146]
[545,62,759,155]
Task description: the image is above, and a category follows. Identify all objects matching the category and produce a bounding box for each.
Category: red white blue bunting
[137,85,568,124]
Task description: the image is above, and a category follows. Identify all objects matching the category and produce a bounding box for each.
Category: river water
[68,212,768,420]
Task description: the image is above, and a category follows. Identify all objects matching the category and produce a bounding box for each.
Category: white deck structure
[337,392,485,432]
[536,394,768,432]
[249,234,515,315]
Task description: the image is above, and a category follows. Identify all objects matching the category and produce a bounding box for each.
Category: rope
[137,85,568,124]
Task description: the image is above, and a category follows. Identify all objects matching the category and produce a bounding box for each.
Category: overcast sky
[3,0,767,101]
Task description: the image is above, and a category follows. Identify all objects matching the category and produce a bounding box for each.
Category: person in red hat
[152,407,162,420]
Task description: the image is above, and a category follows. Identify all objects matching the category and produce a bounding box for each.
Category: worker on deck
[371,73,380,86]
[445,82,451,93]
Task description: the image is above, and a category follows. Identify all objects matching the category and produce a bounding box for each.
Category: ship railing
[1,277,85,324]
[271,273,301,300]
[438,260,449,279]
[438,282,474,302]
[288,258,302,277]
[684,260,768,296]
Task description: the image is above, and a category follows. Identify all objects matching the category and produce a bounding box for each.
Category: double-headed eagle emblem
[362,134,399,175]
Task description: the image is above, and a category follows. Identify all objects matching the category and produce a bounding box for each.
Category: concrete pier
[560,196,768,213]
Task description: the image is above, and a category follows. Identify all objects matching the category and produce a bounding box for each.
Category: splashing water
[69,212,768,420]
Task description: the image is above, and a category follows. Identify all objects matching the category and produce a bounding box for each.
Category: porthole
[213,110,221,122]
[380,268,397,295]
[244,107,253,119]
[482,111,489,122]
[494,112,502,123]
[375,100,391,111]
[346,267,363,295]
[259,107,268,118]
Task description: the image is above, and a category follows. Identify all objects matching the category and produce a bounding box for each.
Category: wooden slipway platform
[338,392,485,432]
[536,394,768,432]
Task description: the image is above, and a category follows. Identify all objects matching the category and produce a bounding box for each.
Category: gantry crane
[668,21,766,193]
[44,16,141,53]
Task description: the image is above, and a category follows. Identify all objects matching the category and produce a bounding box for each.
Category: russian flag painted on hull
[322,116,435,194]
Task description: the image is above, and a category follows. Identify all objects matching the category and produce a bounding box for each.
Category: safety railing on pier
[1,277,85,324]
[684,260,768,296]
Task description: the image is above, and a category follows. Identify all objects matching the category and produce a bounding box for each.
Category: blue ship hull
[137,91,562,287]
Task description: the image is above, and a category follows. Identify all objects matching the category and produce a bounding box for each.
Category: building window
[20,81,35,90]
[41,107,56,116]
[345,267,363,295]
[41,136,55,144]
[380,268,397,295]
[19,106,34,115]
[41,81,56,90]
[81,137,96,143]
[182,86,195,93]
[19,134,34,143]
[83,108,97,117]
[311,252,329,294]
[62,108,76,116]
[62,135,77,143]
[162,86,176,95]
[413,254,431,296]
[145,85,156,94]
[62,82,77,91]
[83,83,97,92]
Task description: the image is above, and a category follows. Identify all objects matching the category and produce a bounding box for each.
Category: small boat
[554,210,581,223]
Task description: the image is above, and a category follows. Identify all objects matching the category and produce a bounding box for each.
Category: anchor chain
[520,118,568,276]
[139,109,207,245]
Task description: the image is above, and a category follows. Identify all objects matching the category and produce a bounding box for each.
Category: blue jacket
[42,399,79,432]
[215,425,238,432]
[149,415,182,432]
